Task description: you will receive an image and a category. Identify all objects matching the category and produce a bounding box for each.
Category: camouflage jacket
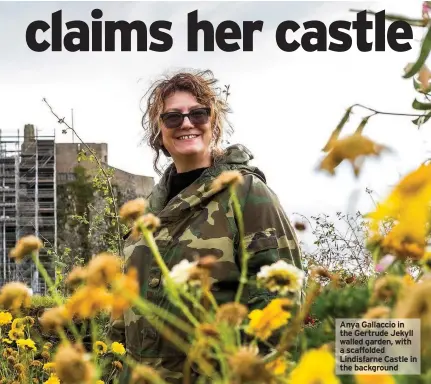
[108,144,303,383]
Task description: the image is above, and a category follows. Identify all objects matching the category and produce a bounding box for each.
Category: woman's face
[160,91,212,170]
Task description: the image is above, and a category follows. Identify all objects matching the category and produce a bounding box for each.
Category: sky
[0,1,429,250]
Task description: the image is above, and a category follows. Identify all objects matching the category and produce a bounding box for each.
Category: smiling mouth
[177,134,200,140]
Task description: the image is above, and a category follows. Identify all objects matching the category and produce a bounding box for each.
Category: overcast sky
[0,1,429,249]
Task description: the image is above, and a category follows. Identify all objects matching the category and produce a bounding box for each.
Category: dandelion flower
[9,235,43,262]
[39,306,70,332]
[12,318,25,330]
[66,266,87,289]
[131,213,161,239]
[130,364,161,383]
[215,302,248,326]
[2,338,13,344]
[44,375,60,384]
[266,357,288,376]
[289,347,340,384]
[257,260,305,294]
[86,253,121,287]
[318,133,386,177]
[0,282,31,312]
[66,286,113,319]
[16,338,37,352]
[8,328,24,341]
[0,311,12,326]
[111,341,126,355]
[96,381,104,384]
[112,360,123,371]
[43,362,56,373]
[246,298,292,340]
[54,343,95,384]
[228,346,271,383]
[119,198,147,221]
[111,267,139,320]
[355,374,395,384]
[211,170,244,192]
[30,360,43,368]
[93,341,107,355]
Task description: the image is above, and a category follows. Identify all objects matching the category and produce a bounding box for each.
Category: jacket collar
[147,144,264,220]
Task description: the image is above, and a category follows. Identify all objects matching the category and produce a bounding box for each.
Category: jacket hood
[147,144,266,217]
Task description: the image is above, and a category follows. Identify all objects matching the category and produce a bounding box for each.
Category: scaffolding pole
[0,126,56,293]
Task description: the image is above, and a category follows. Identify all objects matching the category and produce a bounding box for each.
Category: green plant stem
[125,291,195,335]
[30,252,81,342]
[230,186,249,303]
[116,288,191,355]
[141,227,199,327]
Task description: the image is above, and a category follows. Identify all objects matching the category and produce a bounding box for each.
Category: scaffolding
[0,125,56,294]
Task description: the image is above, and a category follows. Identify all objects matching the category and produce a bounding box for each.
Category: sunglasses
[160,107,211,129]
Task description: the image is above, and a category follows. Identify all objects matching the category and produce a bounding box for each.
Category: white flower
[167,259,198,286]
[257,260,305,295]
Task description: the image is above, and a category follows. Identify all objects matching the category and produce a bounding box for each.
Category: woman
[109,70,304,383]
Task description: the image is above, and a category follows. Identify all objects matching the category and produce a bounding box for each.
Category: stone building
[0,124,154,293]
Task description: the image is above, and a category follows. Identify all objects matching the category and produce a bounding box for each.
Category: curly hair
[141,69,232,175]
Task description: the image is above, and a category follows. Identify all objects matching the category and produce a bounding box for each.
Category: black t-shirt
[166,167,208,203]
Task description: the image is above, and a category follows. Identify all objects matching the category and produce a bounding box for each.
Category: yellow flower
[402,274,415,286]
[111,267,139,320]
[356,373,395,384]
[119,198,147,221]
[265,357,287,375]
[319,133,386,177]
[228,346,271,383]
[131,213,161,239]
[65,266,87,289]
[44,374,60,384]
[2,338,13,344]
[380,219,426,260]
[66,286,112,319]
[289,347,340,384]
[43,362,56,373]
[8,328,24,341]
[10,235,43,262]
[0,311,12,326]
[211,170,244,192]
[12,317,25,330]
[111,341,126,355]
[39,306,70,332]
[55,343,95,383]
[93,341,107,355]
[246,298,292,340]
[86,252,122,287]
[96,381,104,384]
[215,302,248,326]
[16,338,37,352]
[0,282,31,312]
[366,163,431,257]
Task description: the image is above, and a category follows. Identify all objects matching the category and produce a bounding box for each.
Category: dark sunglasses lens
[163,113,183,128]
[190,109,210,125]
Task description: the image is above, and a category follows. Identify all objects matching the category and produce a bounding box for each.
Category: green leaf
[354,116,371,135]
[322,106,354,152]
[404,26,431,78]
[412,98,431,110]
[412,110,431,126]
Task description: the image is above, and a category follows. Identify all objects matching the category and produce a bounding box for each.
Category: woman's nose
[181,116,193,129]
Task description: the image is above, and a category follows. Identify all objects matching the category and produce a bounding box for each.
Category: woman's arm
[234,173,304,310]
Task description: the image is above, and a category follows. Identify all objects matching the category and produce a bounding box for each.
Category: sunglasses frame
[160,107,211,129]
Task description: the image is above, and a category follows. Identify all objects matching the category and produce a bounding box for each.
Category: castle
[0,124,154,293]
